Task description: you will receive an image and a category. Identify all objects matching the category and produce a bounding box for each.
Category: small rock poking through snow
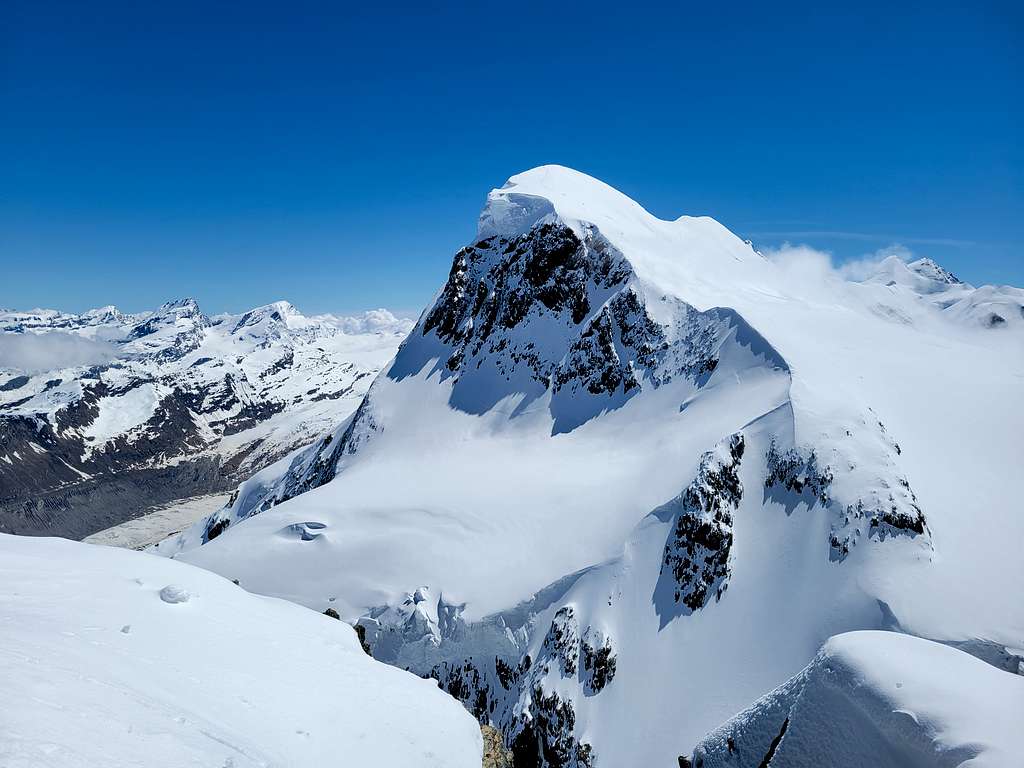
[160,584,190,604]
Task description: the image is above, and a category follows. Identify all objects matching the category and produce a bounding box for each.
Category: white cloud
[312,309,416,336]
[837,244,914,281]
[763,242,915,284]
[0,332,120,373]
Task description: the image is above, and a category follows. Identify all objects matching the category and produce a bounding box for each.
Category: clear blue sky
[2,1,1021,315]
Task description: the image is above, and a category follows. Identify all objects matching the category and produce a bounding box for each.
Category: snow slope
[692,630,1024,768]
[160,166,1024,766]
[0,533,481,767]
[0,300,411,537]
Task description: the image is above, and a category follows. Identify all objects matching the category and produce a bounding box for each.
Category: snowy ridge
[0,300,411,537]
[692,631,1024,768]
[0,533,481,767]
[158,166,1023,766]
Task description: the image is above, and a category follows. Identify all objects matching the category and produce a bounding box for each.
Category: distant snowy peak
[906,257,962,286]
[864,255,963,295]
[126,298,211,359]
[863,254,1024,329]
[0,299,413,345]
[0,305,138,333]
[81,304,128,323]
[222,300,331,347]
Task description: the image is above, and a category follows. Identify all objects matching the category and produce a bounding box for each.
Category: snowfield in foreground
[0,534,481,768]
[694,631,1024,768]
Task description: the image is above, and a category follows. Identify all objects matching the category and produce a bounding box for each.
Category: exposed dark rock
[1,376,30,392]
[764,440,832,506]
[352,623,372,655]
[765,427,928,561]
[757,717,789,768]
[496,656,519,690]
[581,635,617,694]
[510,687,594,768]
[260,350,294,378]
[204,516,230,542]
[543,607,580,677]
[660,434,745,613]
[429,658,494,722]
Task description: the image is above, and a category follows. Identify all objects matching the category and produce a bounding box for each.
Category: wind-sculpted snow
[160,166,1024,765]
[0,300,407,537]
[691,631,1024,768]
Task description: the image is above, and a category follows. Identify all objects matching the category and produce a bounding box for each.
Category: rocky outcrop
[482,724,514,768]
[391,217,766,433]
[581,630,617,695]
[658,434,745,615]
[763,415,929,562]
[510,687,594,768]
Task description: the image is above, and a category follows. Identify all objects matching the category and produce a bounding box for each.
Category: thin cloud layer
[312,309,415,335]
[763,242,915,283]
[0,332,120,373]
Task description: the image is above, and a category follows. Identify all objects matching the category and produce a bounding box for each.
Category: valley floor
[83,493,227,550]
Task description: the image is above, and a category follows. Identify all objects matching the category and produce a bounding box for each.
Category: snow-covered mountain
[157,166,1023,766]
[859,254,1024,329]
[0,300,411,538]
[0,533,481,767]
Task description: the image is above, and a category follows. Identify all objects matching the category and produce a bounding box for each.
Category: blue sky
[2,1,1021,316]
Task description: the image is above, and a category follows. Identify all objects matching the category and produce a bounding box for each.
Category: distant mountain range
[0,299,410,537]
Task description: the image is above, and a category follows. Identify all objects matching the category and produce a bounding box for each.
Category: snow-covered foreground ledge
[692,630,1024,768]
[0,534,482,768]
